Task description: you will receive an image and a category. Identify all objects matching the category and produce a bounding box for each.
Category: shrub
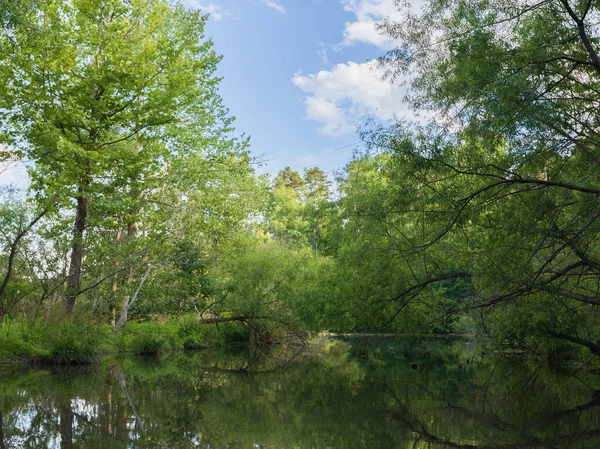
[173,315,209,349]
[0,316,49,365]
[120,321,179,355]
[219,322,249,344]
[43,321,109,364]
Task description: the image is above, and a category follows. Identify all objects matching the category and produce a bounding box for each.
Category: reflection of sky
[10,401,60,449]
[7,397,136,448]
[6,396,204,448]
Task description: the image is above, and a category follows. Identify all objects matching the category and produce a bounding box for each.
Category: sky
[1,0,415,188]
[193,0,413,177]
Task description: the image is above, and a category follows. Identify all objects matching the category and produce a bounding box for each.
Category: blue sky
[0,0,413,187]
[185,0,412,178]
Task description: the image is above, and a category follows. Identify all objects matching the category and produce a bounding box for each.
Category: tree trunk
[65,193,88,312]
[0,244,17,316]
[116,193,139,324]
[114,264,151,333]
[110,225,123,324]
[549,331,600,356]
[0,198,54,312]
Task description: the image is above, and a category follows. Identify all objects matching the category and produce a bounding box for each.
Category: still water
[1,337,599,448]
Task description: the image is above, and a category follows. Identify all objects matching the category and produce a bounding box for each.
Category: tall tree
[0,0,234,311]
[268,167,308,246]
[367,0,600,352]
[303,167,330,254]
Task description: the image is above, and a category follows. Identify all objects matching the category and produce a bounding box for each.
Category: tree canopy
[0,0,599,363]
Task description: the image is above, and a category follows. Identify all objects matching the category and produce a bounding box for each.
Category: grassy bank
[0,315,252,367]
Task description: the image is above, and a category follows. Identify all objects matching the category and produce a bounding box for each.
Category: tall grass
[0,314,251,366]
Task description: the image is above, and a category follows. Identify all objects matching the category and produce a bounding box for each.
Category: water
[1,337,599,448]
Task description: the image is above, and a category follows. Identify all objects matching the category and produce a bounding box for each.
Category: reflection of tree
[112,368,145,435]
[59,402,73,449]
[1,340,600,448]
[382,357,600,449]
[0,411,5,449]
[553,390,600,418]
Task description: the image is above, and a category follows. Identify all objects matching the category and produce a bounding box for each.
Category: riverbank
[0,314,263,367]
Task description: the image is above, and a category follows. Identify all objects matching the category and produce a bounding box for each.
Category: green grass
[0,314,251,366]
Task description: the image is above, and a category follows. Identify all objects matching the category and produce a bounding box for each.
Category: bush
[0,313,254,365]
[120,321,179,355]
[0,316,109,365]
[0,316,49,365]
[219,321,250,344]
[172,315,249,349]
[173,315,211,349]
[43,321,109,364]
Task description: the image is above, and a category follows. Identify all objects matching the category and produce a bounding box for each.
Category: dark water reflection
[1,337,600,448]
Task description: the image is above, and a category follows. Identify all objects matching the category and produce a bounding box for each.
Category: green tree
[0,0,235,312]
[366,0,600,354]
[302,167,331,254]
[268,167,309,247]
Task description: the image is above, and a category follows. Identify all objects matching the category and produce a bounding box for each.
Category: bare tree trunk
[116,188,140,323]
[0,243,18,317]
[117,107,142,322]
[65,193,88,312]
[110,225,123,325]
[114,264,151,333]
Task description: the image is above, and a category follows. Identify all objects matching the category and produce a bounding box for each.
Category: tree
[274,166,304,191]
[365,0,600,353]
[268,167,309,247]
[0,0,235,312]
[0,190,57,316]
[302,167,331,255]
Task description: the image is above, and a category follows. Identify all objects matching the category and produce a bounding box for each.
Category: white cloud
[262,0,286,14]
[293,61,409,136]
[339,0,405,49]
[317,41,329,66]
[304,97,354,136]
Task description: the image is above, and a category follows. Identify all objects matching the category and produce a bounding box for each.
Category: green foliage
[44,321,110,365]
[0,314,254,365]
[0,0,247,311]
[118,321,180,355]
[171,315,248,349]
[1,0,599,366]
[0,316,109,365]
[0,316,49,365]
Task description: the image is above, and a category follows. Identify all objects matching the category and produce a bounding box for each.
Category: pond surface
[1,337,600,448]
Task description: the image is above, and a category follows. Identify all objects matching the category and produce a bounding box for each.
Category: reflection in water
[0,338,600,448]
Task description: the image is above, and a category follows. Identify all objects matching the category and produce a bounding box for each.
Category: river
[0,336,599,448]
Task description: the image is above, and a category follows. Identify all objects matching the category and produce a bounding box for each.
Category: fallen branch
[548,330,600,356]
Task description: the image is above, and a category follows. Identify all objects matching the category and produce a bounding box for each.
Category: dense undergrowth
[0,315,254,367]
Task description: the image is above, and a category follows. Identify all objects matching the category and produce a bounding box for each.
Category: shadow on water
[1,337,600,448]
